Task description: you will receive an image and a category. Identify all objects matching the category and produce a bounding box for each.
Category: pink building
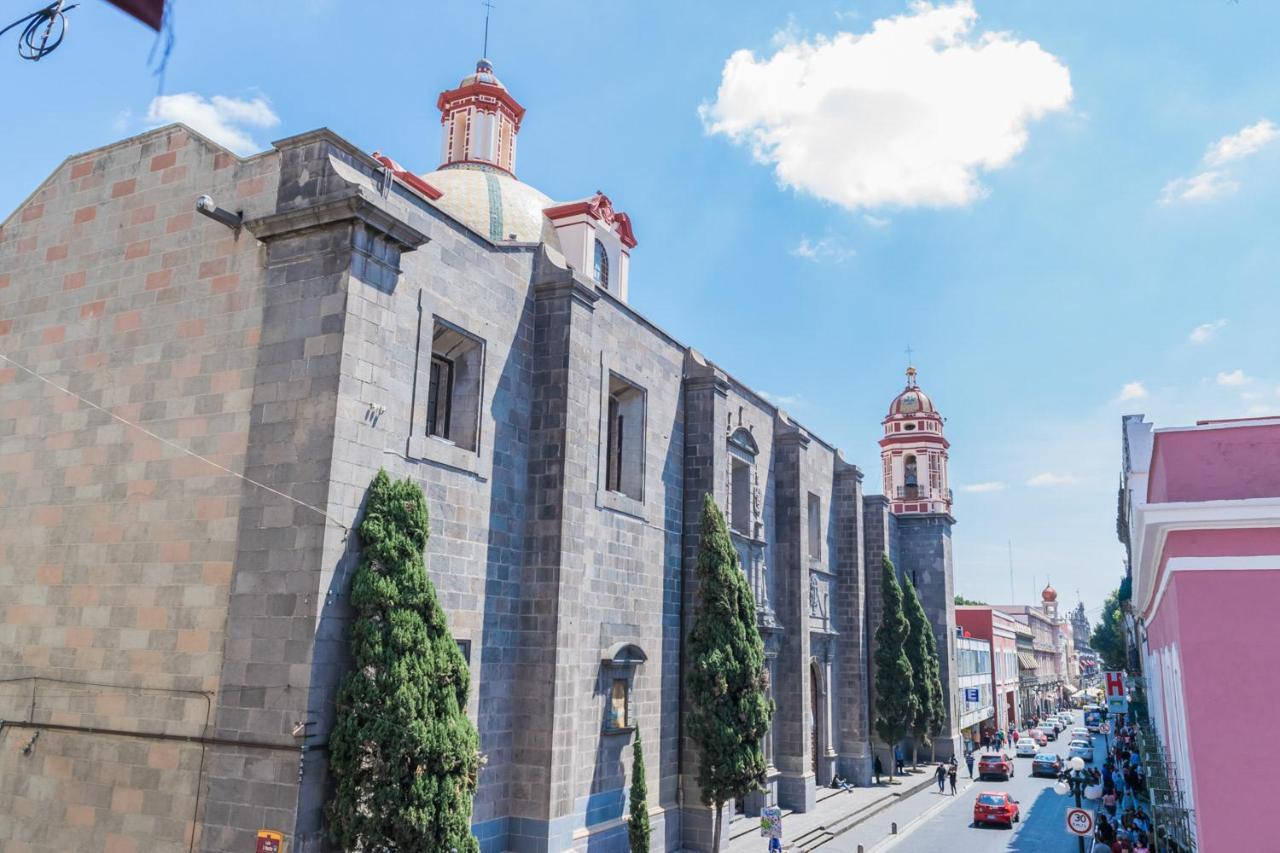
[1122,414,1280,851]
[955,607,1022,736]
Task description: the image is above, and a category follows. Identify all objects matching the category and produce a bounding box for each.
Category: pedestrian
[1103,789,1117,817]
[935,762,946,794]
[965,751,974,779]
[873,755,883,785]
[895,745,904,775]
[947,762,957,795]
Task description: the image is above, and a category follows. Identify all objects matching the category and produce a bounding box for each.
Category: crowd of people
[1083,718,1188,853]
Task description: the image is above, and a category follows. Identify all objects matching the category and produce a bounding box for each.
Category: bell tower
[879,366,952,516]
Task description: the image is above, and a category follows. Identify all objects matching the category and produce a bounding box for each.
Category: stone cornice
[244,190,428,251]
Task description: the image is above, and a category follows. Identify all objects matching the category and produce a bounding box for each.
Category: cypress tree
[327,469,480,852]
[903,573,945,768]
[687,493,773,850]
[873,554,918,781]
[628,732,650,853]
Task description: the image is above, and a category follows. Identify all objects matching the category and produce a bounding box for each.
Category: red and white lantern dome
[880,366,952,516]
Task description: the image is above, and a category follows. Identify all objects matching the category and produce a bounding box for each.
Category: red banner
[105,0,165,31]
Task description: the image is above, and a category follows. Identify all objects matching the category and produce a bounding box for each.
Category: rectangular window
[604,373,645,501]
[929,453,942,495]
[426,319,484,452]
[807,493,822,560]
[731,457,751,535]
[427,356,453,438]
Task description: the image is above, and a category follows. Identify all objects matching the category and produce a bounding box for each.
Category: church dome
[420,166,558,245]
[1042,583,1058,603]
[458,58,505,89]
[887,367,936,417]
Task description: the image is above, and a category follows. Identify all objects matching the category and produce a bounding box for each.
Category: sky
[5,0,1280,622]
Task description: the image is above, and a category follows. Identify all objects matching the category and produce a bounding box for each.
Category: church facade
[0,60,957,853]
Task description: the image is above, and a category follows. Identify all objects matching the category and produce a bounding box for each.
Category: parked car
[1032,752,1063,777]
[1015,738,1038,757]
[1068,739,1093,762]
[973,791,1020,827]
[978,751,1014,781]
[1071,727,1090,740]
[1038,725,1058,741]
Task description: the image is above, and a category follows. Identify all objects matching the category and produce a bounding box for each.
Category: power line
[0,351,350,534]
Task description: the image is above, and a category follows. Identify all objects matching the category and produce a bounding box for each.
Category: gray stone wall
[895,514,961,760]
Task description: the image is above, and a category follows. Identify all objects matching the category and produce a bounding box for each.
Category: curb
[797,774,938,851]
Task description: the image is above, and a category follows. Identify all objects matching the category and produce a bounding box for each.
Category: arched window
[593,239,610,289]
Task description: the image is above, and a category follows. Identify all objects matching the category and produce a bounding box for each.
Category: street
[824,711,1105,852]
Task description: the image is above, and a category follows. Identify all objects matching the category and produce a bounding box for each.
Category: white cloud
[862,214,890,228]
[1117,382,1148,401]
[1189,318,1228,344]
[1217,369,1250,386]
[1027,472,1077,487]
[960,481,1007,493]
[1246,404,1275,417]
[790,235,856,263]
[759,390,803,408]
[1161,119,1277,204]
[1204,119,1279,166]
[700,1,1072,211]
[1160,170,1238,204]
[145,93,279,156]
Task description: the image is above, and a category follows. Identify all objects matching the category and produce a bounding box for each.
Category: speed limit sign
[1066,807,1094,836]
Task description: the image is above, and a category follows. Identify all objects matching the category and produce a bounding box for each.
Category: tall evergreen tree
[628,732,651,853]
[328,470,480,852]
[687,493,773,850]
[873,555,918,780]
[903,573,945,765]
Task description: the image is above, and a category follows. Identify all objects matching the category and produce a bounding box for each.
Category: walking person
[965,751,975,779]
[947,761,957,795]
[935,762,947,794]
[873,755,883,785]
[895,745,905,775]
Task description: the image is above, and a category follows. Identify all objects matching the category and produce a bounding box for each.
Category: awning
[1017,653,1039,669]
[1062,685,1081,696]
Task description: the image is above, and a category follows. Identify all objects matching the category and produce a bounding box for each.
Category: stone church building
[0,60,958,852]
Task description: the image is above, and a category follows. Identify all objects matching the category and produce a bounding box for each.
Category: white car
[1015,738,1038,757]
[1071,727,1090,740]
[1068,739,1094,762]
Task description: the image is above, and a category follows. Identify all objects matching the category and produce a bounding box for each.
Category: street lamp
[1054,756,1101,853]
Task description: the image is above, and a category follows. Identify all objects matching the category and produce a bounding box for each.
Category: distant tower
[436,58,526,175]
[880,366,952,516]
[1041,583,1059,619]
[1070,601,1091,650]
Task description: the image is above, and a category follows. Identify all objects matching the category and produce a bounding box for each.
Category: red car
[977,751,1014,781]
[973,791,1020,827]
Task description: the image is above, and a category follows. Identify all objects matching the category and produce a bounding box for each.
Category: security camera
[194,194,243,233]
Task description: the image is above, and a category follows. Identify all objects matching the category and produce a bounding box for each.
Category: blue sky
[6,1,1280,621]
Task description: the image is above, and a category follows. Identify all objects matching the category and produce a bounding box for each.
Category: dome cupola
[436,58,526,176]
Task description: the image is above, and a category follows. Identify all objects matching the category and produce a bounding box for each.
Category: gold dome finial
[905,365,918,387]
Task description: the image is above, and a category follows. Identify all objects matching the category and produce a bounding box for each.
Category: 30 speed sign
[1066,808,1094,836]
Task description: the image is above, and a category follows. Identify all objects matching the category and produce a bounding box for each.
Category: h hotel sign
[1104,671,1128,715]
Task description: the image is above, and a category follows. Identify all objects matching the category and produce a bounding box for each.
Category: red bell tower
[880,366,952,516]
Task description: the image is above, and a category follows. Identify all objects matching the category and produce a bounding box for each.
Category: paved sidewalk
[726,770,938,853]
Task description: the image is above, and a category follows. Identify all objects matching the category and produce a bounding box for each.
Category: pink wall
[1147,565,1280,850]
[1148,422,1280,503]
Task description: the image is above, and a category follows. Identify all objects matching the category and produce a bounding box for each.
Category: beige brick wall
[0,125,279,852]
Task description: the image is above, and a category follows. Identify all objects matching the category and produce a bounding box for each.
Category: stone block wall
[0,125,277,853]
